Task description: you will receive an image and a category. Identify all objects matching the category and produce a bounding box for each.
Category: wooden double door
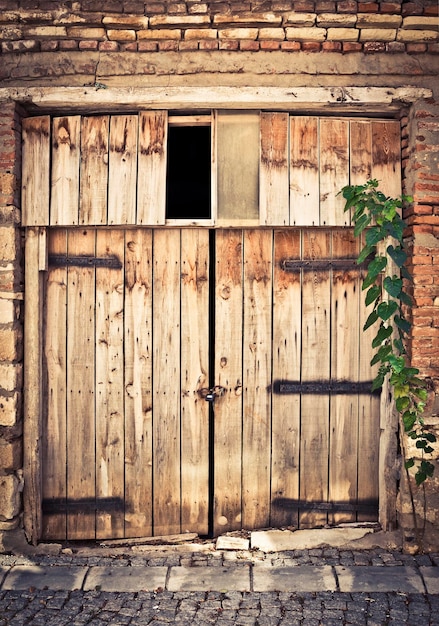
[42,226,380,540]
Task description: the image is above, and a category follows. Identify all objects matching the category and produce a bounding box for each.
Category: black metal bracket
[49,255,122,269]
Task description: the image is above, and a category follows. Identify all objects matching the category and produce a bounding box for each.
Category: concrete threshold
[1,563,438,594]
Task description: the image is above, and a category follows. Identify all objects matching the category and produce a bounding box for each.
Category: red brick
[178,40,199,50]
[358,2,379,12]
[407,43,428,53]
[260,41,281,50]
[240,40,259,51]
[138,41,158,51]
[219,40,239,50]
[281,41,301,50]
[158,40,179,51]
[342,42,363,51]
[380,3,402,13]
[302,42,322,51]
[323,41,342,51]
[364,42,386,53]
[427,43,439,53]
[98,41,119,51]
[337,1,358,13]
[199,40,218,50]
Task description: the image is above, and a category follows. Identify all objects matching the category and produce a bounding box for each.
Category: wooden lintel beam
[0,86,432,113]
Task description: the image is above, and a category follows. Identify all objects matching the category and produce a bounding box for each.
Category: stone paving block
[420,566,439,594]
[1,565,87,591]
[336,566,425,593]
[250,528,373,552]
[216,536,250,551]
[253,564,337,592]
[168,565,250,591]
[0,566,8,587]
[83,566,168,592]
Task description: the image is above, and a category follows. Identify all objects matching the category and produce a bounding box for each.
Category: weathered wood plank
[66,229,96,539]
[319,119,349,226]
[372,121,401,198]
[137,111,168,225]
[95,230,125,539]
[23,227,44,544]
[152,229,181,535]
[299,230,331,527]
[50,116,81,225]
[260,112,289,226]
[108,115,138,225]
[22,116,51,226]
[42,229,68,540]
[328,230,360,524]
[124,229,153,537]
[289,117,320,226]
[214,230,243,535]
[79,116,109,225]
[180,229,210,535]
[350,120,372,186]
[242,229,272,529]
[271,229,301,527]
[6,86,431,112]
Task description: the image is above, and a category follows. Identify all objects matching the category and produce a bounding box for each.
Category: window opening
[166,125,211,220]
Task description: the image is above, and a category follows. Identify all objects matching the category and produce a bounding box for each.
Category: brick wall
[0,1,437,59]
[0,102,24,535]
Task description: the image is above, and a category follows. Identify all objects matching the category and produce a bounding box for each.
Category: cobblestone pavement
[0,547,438,625]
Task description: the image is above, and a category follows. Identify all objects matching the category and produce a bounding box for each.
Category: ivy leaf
[366,227,386,247]
[364,310,379,331]
[399,291,413,306]
[425,432,437,443]
[366,255,387,281]
[396,396,410,412]
[403,411,417,431]
[370,344,392,366]
[394,315,411,334]
[365,285,381,306]
[372,324,393,348]
[357,245,374,265]
[388,354,406,372]
[377,300,398,320]
[387,244,407,268]
[405,457,415,469]
[354,213,371,237]
[383,276,403,298]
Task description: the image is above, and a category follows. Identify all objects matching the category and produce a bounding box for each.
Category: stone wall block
[0,226,19,263]
[0,28,22,41]
[397,29,439,42]
[258,28,286,40]
[150,15,210,28]
[356,14,402,28]
[0,299,18,325]
[0,439,21,470]
[327,27,359,41]
[360,28,397,42]
[0,393,21,428]
[402,17,439,30]
[0,363,22,393]
[102,16,149,28]
[284,12,316,26]
[138,29,182,40]
[24,26,68,38]
[184,28,217,40]
[218,28,258,40]
[66,27,106,40]
[107,29,137,42]
[316,13,357,27]
[285,26,327,41]
[213,13,282,27]
[0,327,23,362]
[0,474,21,520]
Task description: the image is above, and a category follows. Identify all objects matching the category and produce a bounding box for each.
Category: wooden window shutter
[259,112,289,226]
[137,111,168,225]
[22,116,51,226]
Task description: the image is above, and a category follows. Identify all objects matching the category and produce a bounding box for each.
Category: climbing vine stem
[340,179,435,485]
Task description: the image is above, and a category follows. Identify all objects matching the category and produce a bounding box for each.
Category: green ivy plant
[340,179,436,485]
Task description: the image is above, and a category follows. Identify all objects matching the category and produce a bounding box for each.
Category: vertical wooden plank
[108,115,138,225]
[50,116,81,225]
[66,229,96,539]
[357,246,380,522]
[350,120,372,186]
[242,229,273,529]
[22,116,50,226]
[271,230,301,527]
[372,121,401,198]
[137,111,168,225]
[180,229,210,535]
[95,230,125,539]
[152,229,181,535]
[214,230,243,535]
[124,229,153,537]
[260,112,289,226]
[23,227,44,544]
[289,117,320,226]
[328,230,360,524]
[42,229,68,540]
[79,116,109,225]
[320,119,349,226]
[300,229,331,528]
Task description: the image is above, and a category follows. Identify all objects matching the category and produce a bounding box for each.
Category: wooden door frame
[18,85,425,543]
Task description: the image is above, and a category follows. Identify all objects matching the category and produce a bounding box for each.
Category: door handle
[198,385,226,403]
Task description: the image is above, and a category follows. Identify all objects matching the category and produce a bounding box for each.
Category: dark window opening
[166,126,211,220]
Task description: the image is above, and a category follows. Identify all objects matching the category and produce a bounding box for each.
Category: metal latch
[198,385,226,403]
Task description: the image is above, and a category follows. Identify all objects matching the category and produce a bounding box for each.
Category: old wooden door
[42,226,379,540]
